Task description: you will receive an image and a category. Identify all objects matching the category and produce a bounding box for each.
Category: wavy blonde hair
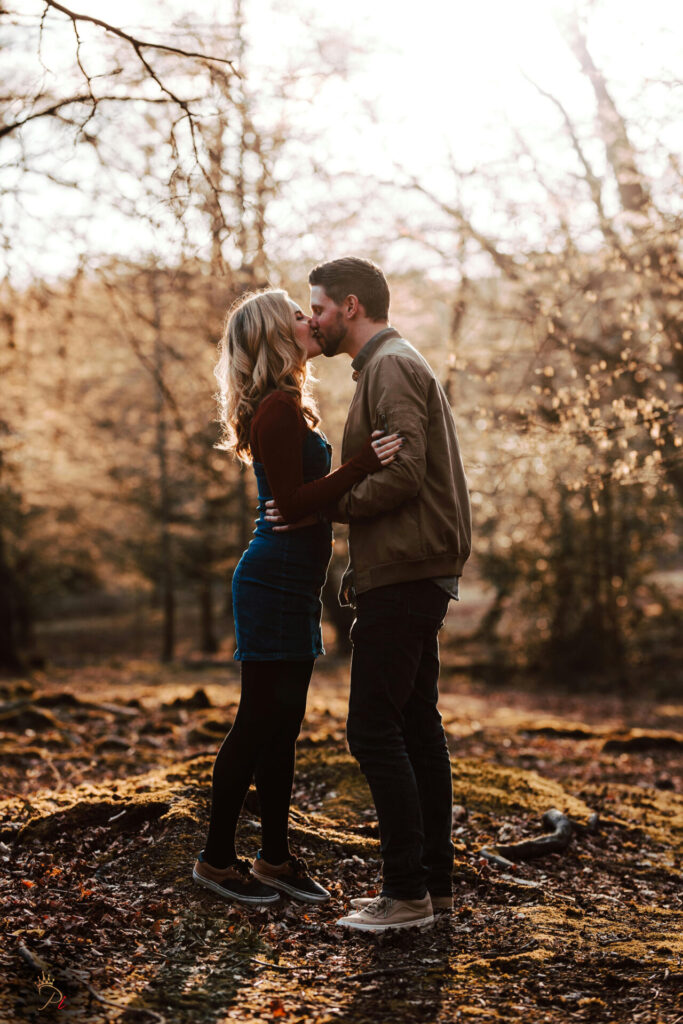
[214,289,319,463]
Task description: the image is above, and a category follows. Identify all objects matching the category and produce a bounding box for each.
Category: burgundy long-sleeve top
[249,391,380,523]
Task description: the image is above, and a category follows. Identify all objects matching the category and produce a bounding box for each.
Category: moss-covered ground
[1,662,681,1023]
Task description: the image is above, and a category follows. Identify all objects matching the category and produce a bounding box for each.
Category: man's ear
[345,294,361,319]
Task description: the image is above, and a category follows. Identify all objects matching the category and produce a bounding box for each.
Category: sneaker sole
[192,868,280,906]
[251,870,330,904]
[337,914,435,932]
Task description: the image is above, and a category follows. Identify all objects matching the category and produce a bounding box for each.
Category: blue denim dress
[232,429,333,660]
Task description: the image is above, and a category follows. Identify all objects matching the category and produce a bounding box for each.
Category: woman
[193,289,401,907]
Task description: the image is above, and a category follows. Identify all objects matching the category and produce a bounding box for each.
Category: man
[269,257,471,932]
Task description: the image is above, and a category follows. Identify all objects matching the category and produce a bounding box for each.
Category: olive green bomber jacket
[330,330,472,604]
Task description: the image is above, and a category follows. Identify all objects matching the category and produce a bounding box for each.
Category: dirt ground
[1,660,681,1023]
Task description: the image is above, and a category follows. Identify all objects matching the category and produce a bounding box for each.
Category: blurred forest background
[2,5,683,1021]
[1,0,681,690]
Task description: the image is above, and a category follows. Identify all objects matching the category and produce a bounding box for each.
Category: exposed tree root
[479,808,599,869]
[602,731,683,752]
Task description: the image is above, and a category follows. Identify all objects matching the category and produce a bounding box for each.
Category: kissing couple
[192,257,471,933]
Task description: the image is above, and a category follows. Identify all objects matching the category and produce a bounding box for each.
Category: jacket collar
[351,327,401,375]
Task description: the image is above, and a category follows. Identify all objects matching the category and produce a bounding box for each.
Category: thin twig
[18,942,166,1023]
[251,958,301,972]
[5,1,236,225]
[0,95,194,140]
[81,980,166,1023]
[476,940,539,960]
[43,1,238,71]
[343,966,423,983]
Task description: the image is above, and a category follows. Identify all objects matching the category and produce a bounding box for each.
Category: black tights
[203,659,314,869]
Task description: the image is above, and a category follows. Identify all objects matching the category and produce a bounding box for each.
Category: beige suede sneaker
[337,894,434,932]
[350,893,453,912]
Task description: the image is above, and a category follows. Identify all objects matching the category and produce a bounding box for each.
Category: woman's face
[289,300,322,361]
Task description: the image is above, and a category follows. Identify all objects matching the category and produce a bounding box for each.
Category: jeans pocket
[357,583,405,611]
[409,580,449,615]
[355,586,407,633]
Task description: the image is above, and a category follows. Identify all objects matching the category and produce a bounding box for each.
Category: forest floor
[1,660,682,1024]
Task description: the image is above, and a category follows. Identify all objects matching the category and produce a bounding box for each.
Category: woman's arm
[251,392,392,524]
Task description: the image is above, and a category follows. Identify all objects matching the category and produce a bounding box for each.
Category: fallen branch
[251,958,301,972]
[602,732,683,753]
[18,943,51,973]
[81,980,167,1022]
[342,966,422,983]
[34,694,140,718]
[479,809,597,869]
[476,940,539,959]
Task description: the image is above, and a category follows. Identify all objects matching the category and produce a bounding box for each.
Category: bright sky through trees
[6,0,682,277]
[56,0,681,168]
[3,0,682,690]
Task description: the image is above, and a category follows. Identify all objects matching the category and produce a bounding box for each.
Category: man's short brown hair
[309,257,390,322]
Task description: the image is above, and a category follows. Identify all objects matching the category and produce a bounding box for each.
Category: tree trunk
[199,572,218,654]
[152,273,175,663]
[0,534,24,674]
[564,14,649,214]
[602,478,627,686]
[198,507,218,656]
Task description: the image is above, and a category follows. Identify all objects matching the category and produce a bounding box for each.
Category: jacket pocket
[353,498,422,568]
[375,408,390,435]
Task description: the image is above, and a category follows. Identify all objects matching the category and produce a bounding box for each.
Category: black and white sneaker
[192,852,280,905]
[251,851,330,903]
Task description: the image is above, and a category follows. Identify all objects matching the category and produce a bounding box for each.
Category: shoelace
[232,858,252,877]
[288,856,308,878]
[362,896,395,918]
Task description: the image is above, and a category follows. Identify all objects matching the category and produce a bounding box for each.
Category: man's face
[309,284,347,358]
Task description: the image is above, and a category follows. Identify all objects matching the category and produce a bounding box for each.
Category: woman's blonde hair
[214,289,319,462]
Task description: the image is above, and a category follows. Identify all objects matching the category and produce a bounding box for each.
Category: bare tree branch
[2,3,233,234]
[43,1,238,72]
[521,73,629,260]
[0,94,198,139]
[559,11,650,215]
[398,174,522,281]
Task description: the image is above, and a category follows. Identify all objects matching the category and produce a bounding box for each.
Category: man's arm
[333,356,429,521]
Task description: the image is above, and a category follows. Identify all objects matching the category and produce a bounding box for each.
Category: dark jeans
[346,579,454,900]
